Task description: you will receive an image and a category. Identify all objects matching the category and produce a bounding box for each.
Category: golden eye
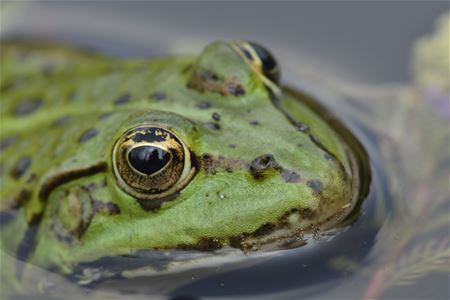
[113,125,196,202]
[231,41,280,84]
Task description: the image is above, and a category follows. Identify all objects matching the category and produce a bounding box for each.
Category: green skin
[0,41,364,280]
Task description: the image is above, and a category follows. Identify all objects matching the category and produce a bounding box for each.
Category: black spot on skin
[249,120,260,126]
[249,154,281,179]
[15,214,42,279]
[297,143,303,147]
[294,122,310,133]
[53,115,71,127]
[93,200,121,215]
[228,84,245,96]
[0,135,18,152]
[324,153,333,161]
[228,144,236,148]
[202,70,219,81]
[307,179,323,195]
[280,170,301,183]
[26,173,37,184]
[212,112,221,121]
[10,189,32,209]
[10,157,32,179]
[16,224,39,262]
[114,92,131,105]
[78,128,98,143]
[196,101,211,109]
[246,109,252,113]
[151,91,167,101]
[205,122,221,131]
[15,98,43,116]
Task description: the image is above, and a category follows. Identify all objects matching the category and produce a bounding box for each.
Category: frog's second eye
[113,126,195,203]
[232,41,280,84]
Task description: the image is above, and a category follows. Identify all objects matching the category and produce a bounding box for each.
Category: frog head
[0,41,368,280]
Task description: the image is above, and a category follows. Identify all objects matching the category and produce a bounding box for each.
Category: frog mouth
[67,249,233,285]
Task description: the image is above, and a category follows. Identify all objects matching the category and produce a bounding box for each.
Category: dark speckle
[53,115,71,127]
[10,157,32,179]
[0,135,18,152]
[196,101,211,109]
[26,173,38,184]
[228,144,236,149]
[324,154,333,161]
[79,129,98,143]
[249,120,260,126]
[93,200,121,215]
[307,180,323,195]
[212,112,221,121]
[114,92,131,105]
[246,109,252,113]
[294,122,310,133]
[10,189,32,209]
[205,122,221,131]
[151,91,166,101]
[228,84,245,96]
[297,143,303,148]
[249,154,280,179]
[281,170,301,183]
[15,98,43,116]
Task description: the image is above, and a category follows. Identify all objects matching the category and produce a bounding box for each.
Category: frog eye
[113,126,196,202]
[232,41,280,84]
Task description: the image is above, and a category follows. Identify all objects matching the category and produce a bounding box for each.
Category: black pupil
[128,146,171,175]
[248,42,277,72]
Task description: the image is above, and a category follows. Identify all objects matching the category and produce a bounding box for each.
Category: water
[1,2,449,299]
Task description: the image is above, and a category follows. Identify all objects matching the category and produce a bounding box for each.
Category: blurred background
[1,1,448,84]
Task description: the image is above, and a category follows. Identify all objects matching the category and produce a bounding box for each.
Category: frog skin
[0,41,368,282]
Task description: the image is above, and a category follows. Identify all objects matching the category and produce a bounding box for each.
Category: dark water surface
[1,2,449,300]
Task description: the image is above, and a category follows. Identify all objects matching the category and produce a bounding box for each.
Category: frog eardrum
[113,125,196,201]
[231,40,280,84]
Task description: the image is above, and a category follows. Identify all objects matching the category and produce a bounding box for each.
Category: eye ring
[231,41,280,84]
[112,125,196,202]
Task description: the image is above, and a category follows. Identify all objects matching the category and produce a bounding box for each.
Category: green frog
[0,40,369,284]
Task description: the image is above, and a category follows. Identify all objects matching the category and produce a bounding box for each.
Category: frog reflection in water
[0,41,369,282]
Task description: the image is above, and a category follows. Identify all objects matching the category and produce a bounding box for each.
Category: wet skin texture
[0,41,365,279]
